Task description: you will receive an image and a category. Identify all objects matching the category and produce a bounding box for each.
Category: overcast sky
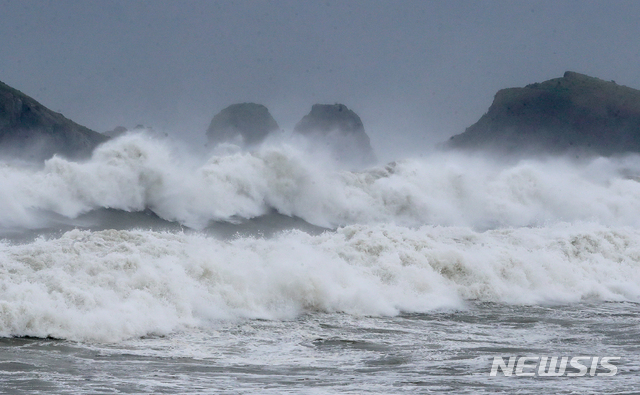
[1,0,639,160]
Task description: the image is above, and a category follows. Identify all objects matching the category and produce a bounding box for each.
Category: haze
[1,0,639,161]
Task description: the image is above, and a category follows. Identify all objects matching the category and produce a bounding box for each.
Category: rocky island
[206,103,280,147]
[447,71,640,156]
[294,103,376,165]
[0,80,108,161]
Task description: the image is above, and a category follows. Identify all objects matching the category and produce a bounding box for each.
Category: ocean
[1,133,639,394]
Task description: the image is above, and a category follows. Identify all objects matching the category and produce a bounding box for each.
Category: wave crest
[1,223,639,341]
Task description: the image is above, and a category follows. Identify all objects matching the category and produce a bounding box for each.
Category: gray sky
[2,0,640,160]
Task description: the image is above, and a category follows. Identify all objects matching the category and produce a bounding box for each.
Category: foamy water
[1,133,639,393]
[1,222,639,342]
[2,133,640,230]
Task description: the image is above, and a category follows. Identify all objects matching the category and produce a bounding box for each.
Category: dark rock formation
[293,104,376,165]
[446,71,640,156]
[206,103,279,147]
[0,80,108,161]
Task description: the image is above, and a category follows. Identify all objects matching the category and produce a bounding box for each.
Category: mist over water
[3,1,640,391]
[1,131,640,343]
[3,131,640,231]
[1,130,639,394]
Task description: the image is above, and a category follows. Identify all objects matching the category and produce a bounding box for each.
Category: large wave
[2,132,640,342]
[2,132,640,230]
[0,223,638,342]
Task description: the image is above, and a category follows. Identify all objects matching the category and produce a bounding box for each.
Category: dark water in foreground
[1,302,638,394]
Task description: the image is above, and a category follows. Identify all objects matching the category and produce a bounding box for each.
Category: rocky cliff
[0,80,108,161]
[206,103,280,147]
[294,104,376,165]
[447,71,640,156]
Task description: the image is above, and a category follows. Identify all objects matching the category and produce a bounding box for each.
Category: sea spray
[3,132,640,230]
[1,223,639,342]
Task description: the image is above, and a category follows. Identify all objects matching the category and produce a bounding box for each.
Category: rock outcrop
[0,80,108,161]
[293,104,376,165]
[206,103,280,147]
[446,71,640,156]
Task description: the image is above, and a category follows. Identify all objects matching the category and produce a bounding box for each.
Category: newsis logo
[490,356,620,377]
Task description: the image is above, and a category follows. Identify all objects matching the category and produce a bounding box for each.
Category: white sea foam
[2,132,640,342]
[0,223,639,342]
[2,133,640,229]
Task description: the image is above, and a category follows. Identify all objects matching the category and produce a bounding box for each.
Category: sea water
[1,133,638,393]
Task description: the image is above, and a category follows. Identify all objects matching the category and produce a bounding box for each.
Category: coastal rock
[293,104,376,165]
[0,80,108,161]
[446,71,640,156]
[206,103,280,147]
